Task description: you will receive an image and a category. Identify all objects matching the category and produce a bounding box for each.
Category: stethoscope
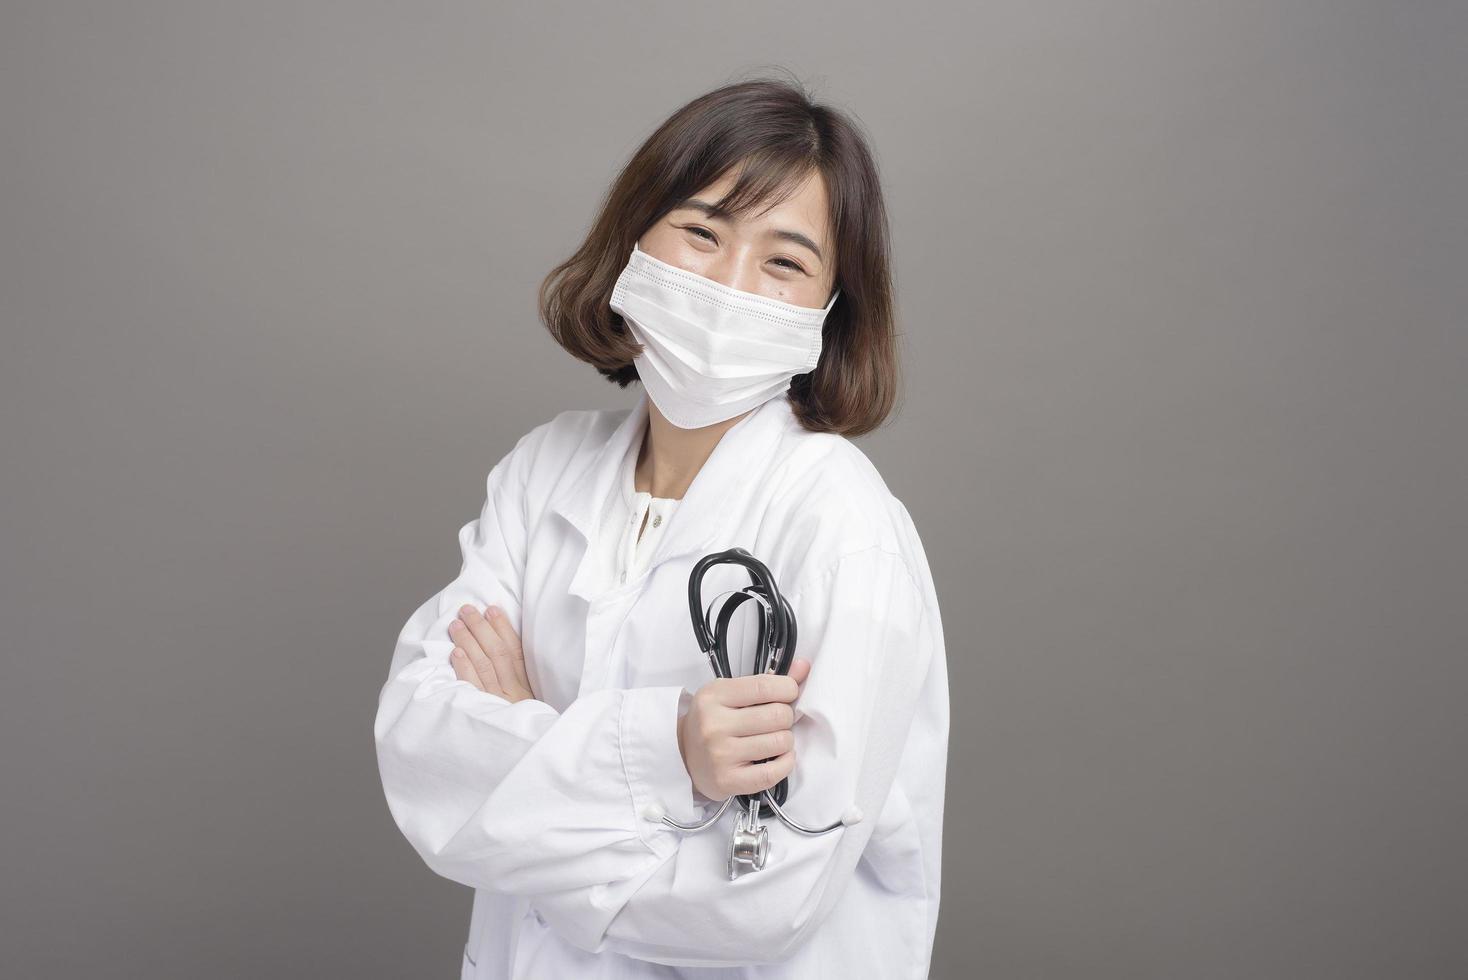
[657,546,862,879]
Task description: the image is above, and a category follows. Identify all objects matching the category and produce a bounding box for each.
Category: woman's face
[638,169,837,310]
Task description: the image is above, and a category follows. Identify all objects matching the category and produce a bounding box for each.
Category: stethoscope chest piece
[728,798,770,880]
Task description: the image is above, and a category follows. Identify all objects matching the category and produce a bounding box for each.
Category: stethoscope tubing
[659,547,846,837]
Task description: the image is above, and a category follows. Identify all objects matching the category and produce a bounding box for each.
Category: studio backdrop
[2,2,1465,978]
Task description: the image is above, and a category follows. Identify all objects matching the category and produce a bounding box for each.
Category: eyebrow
[673,198,825,265]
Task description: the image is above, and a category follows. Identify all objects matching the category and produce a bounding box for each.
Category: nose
[703,249,759,295]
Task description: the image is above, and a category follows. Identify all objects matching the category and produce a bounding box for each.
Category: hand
[447,604,537,703]
[677,658,812,802]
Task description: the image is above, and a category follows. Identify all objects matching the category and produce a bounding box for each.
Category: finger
[730,749,796,796]
[481,605,534,700]
[483,604,520,647]
[716,672,801,709]
[450,648,485,691]
[728,728,795,765]
[457,605,504,665]
[457,605,528,701]
[449,616,503,694]
[724,700,795,737]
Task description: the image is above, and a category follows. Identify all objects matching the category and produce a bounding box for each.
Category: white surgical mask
[609,241,840,429]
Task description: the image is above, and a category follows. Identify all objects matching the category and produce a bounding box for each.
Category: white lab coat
[374,389,950,978]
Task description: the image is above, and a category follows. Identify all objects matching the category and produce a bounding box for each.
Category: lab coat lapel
[544,394,646,603]
[546,389,792,603]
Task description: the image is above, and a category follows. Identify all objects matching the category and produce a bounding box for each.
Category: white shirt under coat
[605,432,681,590]
[374,389,950,978]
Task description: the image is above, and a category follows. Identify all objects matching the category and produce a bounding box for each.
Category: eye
[683,225,716,242]
[772,257,806,273]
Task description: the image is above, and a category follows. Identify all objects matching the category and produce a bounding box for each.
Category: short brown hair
[538,72,900,436]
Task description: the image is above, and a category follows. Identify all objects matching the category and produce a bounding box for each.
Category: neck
[635,401,756,500]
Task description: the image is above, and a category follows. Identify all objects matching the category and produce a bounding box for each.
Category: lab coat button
[640,801,666,823]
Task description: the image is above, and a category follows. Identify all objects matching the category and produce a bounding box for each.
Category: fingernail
[486,606,499,618]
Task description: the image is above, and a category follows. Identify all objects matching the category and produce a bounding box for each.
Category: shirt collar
[548,389,794,600]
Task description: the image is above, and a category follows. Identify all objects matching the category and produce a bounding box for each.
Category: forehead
[680,169,832,246]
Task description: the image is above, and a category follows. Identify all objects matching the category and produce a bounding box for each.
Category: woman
[374,76,949,979]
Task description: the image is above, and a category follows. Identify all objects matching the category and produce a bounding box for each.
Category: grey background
[2,2,1464,977]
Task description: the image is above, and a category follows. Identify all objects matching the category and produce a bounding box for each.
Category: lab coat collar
[548,388,793,601]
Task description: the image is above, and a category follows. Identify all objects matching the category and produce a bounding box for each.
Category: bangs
[703,149,822,223]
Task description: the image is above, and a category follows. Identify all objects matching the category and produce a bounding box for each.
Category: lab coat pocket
[625,644,709,693]
[618,572,740,693]
[860,782,925,896]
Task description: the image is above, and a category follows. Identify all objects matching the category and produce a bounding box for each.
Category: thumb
[787,657,812,686]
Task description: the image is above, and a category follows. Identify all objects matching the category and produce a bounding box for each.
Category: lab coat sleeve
[494,546,935,967]
[374,424,586,874]
[374,425,702,905]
